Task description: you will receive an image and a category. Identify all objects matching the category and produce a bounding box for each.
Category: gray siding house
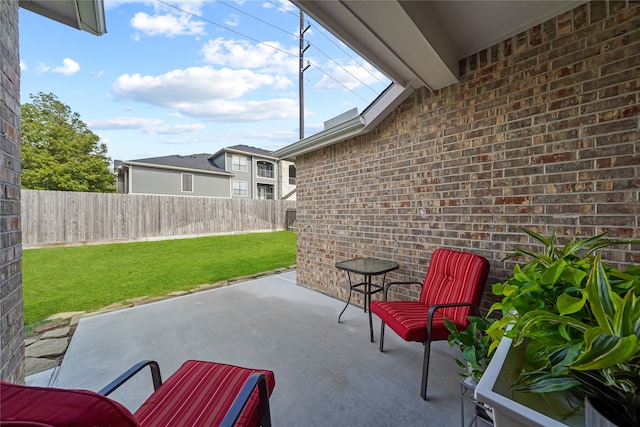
[116,154,233,197]
[116,145,296,199]
[210,145,296,200]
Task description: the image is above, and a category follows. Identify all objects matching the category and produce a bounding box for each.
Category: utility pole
[299,10,310,140]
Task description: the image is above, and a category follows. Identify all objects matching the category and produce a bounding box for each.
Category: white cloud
[153,124,206,134]
[111,66,297,121]
[224,14,240,27]
[177,98,298,122]
[87,117,164,130]
[262,0,296,13]
[315,61,386,91]
[130,11,206,37]
[113,66,284,103]
[87,116,205,135]
[200,38,298,75]
[36,58,81,75]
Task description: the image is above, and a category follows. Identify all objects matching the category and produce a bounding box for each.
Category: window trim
[256,160,274,179]
[181,173,194,192]
[257,184,274,200]
[232,155,248,172]
[233,180,248,196]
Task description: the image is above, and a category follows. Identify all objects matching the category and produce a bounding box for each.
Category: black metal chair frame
[378,281,481,400]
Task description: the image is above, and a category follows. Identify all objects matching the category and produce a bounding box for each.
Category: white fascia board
[362,83,414,132]
[273,116,366,161]
[223,148,277,161]
[77,0,106,36]
[273,83,413,161]
[123,161,233,177]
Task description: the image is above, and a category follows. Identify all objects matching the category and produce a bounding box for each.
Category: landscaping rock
[26,338,68,358]
[25,357,59,377]
[41,327,70,339]
[46,311,86,321]
[34,321,68,334]
[167,290,189,297]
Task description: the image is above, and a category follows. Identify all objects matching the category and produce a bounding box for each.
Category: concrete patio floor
[47,271,470,426]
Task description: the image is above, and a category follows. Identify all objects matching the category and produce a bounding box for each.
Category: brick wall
[295,1,640,310]
[0,0,25,382]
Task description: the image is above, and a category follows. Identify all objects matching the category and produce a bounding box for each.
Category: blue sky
[19,0,390,164]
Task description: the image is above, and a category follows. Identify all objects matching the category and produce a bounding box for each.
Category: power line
[311,24,388,86]
[156,0,371,102]
[214,0,381,94]
[214,0,295,38]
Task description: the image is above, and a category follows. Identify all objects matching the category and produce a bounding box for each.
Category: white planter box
[475,336,585,427]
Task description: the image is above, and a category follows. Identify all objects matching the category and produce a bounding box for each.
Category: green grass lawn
[22,231,296,327]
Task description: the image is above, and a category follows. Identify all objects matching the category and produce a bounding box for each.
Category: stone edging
[25,267,296,378]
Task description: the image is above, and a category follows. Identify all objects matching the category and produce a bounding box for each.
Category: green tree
[21,92,115,192]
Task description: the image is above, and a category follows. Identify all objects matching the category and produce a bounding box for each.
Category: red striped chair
[370,248,490,400]
[1,359,275,427]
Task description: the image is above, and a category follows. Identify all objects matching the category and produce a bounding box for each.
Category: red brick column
[1,0,25,383]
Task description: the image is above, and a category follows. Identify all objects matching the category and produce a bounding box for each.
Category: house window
[257,161,274,178]
[233,180,248,196]
[257,184,274,199]
[182,173,193,192]
[232,155,247,172]
[289,165,296,185]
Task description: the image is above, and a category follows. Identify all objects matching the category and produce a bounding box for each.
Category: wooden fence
[21,190,296,247]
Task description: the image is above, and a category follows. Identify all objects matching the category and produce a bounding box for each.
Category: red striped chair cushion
[0,381,139,427]
[134,360,275,427]
[370,301,466,342]
[419,249,489,324]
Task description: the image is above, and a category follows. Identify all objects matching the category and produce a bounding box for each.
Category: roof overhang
[275,1,588,160]
[215,147,278,161]
[293,0,586,92]
[274,82,413,161]
[122,161,233,177]
[19,0,107,36]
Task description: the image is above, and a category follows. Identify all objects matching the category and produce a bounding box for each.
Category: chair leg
[379,321,386,352]
[421,339,431,400]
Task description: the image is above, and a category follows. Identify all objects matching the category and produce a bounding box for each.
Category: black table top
[335,258,399,275]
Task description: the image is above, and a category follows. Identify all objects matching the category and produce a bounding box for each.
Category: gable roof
[273,83,413,161]
[211,144,276,160]
[122,154,231,176]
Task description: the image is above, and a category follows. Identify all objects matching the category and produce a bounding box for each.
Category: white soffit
[19,0,106,36]
[294,0,587,91]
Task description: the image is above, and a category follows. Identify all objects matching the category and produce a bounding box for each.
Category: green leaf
[586,254,617,333]
[557,292,586,316]
[571,332,639,371]
[559,266,588,288]
[541,259,566,285]
[514,372,581,393]
[502,284,520,297]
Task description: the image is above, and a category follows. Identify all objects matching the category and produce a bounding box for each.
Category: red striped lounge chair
[1,359,275,427]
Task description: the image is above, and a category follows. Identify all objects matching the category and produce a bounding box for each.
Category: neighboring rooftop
[212,144,276,159]
[123,153,228,174]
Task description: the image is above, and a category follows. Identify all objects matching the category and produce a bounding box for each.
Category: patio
[40,271,469,426]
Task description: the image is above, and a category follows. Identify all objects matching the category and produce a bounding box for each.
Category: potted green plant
[476,228,640,427]
[446,315,496,422]
[445,315,495,383]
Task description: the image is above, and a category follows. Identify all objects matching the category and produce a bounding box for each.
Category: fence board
[21,190,296,247]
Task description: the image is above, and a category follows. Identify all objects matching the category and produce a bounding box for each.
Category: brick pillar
[1,0,25,383]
